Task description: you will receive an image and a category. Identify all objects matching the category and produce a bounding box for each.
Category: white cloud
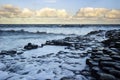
[0,5,120,24]
[105,9,120,19]
[0,4,21,17]
[76,7,109,18]
[0,5,69,18]
[19,8,35,18]
[36,8,57,17]
[36,8,69,18]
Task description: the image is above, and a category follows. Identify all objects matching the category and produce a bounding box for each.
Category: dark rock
[103,30,120,49]
[114,42,120,48]
[37,70,41,74]
[109,52,119,56]
[0,50,17,55]
[91,52,103,57]
[91,67,101,78]
[0,50,8,55]
[86,30,105,36]
[85,30,120,80]
[86,59,98,68]
[32,56,36,58]
[37,56,43,58]
[102,48,112,54]
[92,48,98,52]
[86,59,91,65]
[21,72,29,75]
[99,57,113,62]
[96,51,104,55]
[99,61,117,68]
[24,43,38,50]
[98,73,116,80]
[87,50,92,53]
[90,54,103,59]
[105,30,120,40]
[111,55,120,61]
[80,53,88,57]
[74,44,81,49]
[60,76,75,80]
[109,69,120,78]
[110,48,120,53]
[92,58,100,62]
[114,65,120,71]
[46,79,51,80]
[7,50,17,54]
[101,67,114,73]
[45,40,71,46]
[80,70,91,76]
[20,57,26,59]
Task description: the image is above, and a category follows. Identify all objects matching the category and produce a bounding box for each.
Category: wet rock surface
[82,29,120,80]
[24,43,38,50]
[0,29,120,80]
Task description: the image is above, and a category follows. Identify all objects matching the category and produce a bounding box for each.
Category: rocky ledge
[44,29,120,80]
[83,29,120,80]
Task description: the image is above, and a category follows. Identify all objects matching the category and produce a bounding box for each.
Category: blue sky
[0,0,120,14]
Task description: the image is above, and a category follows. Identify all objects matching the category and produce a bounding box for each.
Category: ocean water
[0,24,120,50]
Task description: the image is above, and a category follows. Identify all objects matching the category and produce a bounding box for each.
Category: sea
[0,24,120,50]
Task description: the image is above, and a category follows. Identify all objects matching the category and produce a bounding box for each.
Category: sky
[0,0,120,24]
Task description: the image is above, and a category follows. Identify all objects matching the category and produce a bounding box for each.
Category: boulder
[24,43,38,50]
[45,40,71,46]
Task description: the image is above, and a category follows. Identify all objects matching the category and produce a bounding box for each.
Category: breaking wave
[0,24,120,35]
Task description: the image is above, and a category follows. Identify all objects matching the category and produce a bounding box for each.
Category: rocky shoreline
[84,29,120,80]
[43,29,120,80]
[0,29,120,80]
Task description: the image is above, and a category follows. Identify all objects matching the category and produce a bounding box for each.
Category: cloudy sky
[0,0,120,24]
